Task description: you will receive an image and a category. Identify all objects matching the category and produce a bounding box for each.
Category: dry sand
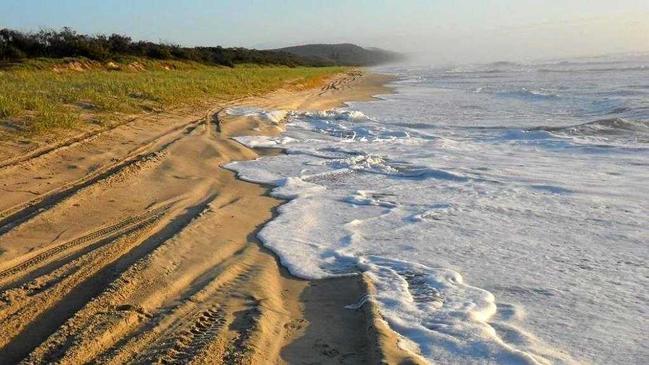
[0,71,425,364]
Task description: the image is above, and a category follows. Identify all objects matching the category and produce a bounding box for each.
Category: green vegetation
[0,28,332,67]
[0,59,344,134]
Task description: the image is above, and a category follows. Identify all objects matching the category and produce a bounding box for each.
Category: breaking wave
[532,118,649,139]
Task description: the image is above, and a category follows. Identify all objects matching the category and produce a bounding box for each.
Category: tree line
[0,28,332,67]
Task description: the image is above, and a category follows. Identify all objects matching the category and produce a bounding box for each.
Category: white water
[226,55,649,364]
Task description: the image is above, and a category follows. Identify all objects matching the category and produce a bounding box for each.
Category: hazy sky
[1,0,648,64]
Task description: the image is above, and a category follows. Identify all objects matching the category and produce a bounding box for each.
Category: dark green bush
[0,27,330,67]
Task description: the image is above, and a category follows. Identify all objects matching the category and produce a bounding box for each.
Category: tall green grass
[0,60,345,134]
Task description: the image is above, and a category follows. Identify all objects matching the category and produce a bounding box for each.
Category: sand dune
[0,71,422,364]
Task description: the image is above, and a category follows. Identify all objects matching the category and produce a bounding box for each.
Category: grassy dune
[0,59,344,134]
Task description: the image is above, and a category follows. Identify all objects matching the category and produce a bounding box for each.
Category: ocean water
[226,54,649,364]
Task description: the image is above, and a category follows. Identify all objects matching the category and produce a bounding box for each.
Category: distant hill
[274,43,404,66]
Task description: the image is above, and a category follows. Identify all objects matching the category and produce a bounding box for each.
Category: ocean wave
[471,86,560,100]
[500,129,556,141]
[325,154,470,181]
[296,109,412,141]
[537,66,649,73]
[498,88,560,101]
[593,89,648,97]
[488,61,524,68]
[606,107,630,115]
[304,109,370,121]
[444,61,527,75]
[533,118,649,138]
[225,107,290,124]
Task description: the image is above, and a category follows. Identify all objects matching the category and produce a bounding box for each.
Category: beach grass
[0,59,345,135]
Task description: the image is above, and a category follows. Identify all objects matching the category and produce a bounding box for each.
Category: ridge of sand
[0,70,424,364]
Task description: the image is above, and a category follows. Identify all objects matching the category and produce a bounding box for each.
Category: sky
[1,0,648,64]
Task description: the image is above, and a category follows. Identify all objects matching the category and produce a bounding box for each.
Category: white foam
[262,110,290,124]
[360,257,559,364]
[225,107,290,124]
[304,109,370,121]
[233,135,297,148]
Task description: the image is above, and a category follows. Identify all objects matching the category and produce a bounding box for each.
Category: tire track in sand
[0,116,142,170]
[132,265,264,365]
[22,239,263,365]
[0,203,172,285]
[0,110,214,237]
[0,194,216,363]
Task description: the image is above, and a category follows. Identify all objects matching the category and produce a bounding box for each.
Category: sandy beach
[0,71,423,364]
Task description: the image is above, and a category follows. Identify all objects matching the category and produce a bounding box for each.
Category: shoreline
[222,71,427,364]
[0,70,424,363]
